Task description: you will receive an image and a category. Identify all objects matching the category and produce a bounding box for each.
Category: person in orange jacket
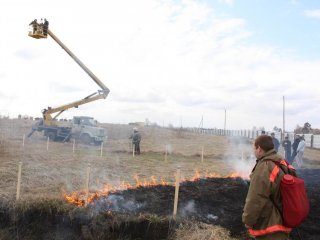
[242,135,292,240]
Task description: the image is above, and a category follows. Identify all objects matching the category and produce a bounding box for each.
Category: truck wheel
[94,141,102,146]
[47,132,56,141]
[80,134,92,145]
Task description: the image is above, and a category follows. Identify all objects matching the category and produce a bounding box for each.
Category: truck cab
[71,116,106,145]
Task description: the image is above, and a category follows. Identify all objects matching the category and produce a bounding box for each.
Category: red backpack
[268,160,310,228]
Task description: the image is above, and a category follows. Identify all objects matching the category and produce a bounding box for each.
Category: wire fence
[187,128,320,149]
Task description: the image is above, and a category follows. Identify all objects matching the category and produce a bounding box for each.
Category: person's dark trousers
[134,143,140,155]
[291,151,297,164]
[285,150,292,164]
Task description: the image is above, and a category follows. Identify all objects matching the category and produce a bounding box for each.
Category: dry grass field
[1,118,320,240]
[0,119,253,201]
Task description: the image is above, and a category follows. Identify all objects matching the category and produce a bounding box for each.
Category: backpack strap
[264,159,296,183]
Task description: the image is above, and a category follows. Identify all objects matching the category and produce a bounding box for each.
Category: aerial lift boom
[47,29,109,95]
[27,19,110,141]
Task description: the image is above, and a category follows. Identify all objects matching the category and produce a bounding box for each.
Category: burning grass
[1,171,320,240]
[0,177,250,240]
[0,198,174,239]
[1,119,320,239]
[63,170,246,207]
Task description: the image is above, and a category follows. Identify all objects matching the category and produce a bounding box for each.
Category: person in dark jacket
[243,135,292,240]
[282,136,292,163]
[29,19,38,34]
[271,132,280,153]
[129,128,141,155]
[43,18,49,36]
[291,135,300,162]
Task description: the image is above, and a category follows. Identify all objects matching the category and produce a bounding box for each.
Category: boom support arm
[42,91,106,126]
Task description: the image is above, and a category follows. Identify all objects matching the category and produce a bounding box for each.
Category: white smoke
[180,200,196,217]
[90,194,145,214]
[224,136,255,178]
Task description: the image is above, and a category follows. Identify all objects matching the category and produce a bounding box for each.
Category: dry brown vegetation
[174,222,238,240]
[1,118,320,240]
[0,119,254,201]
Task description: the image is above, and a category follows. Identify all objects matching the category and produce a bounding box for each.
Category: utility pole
[224,108,226,135]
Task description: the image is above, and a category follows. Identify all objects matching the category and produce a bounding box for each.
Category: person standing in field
[291,135,300,162]
[129,127,141,155]
[242,135,292,240]
[282,136,292,163]
[294,135,305,168]
[271,132,280,153]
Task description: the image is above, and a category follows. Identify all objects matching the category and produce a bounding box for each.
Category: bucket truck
[27,19,110,145]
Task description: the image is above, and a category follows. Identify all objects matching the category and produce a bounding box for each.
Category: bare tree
[302,122,312,134]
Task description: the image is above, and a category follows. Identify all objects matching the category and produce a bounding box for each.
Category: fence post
[85,165,91,207]
[16,162,22,201]
[311,135,314,148]
[173,167,181,220]
[100,142,104,157]
[201,146,204,163]
[165,145,168,162]
[46,136,49,151]
[73,139,75,154]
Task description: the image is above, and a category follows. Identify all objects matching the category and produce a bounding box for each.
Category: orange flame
[64,169,249,206]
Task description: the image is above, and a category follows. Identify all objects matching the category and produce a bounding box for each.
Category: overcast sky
[1,0,320,131]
